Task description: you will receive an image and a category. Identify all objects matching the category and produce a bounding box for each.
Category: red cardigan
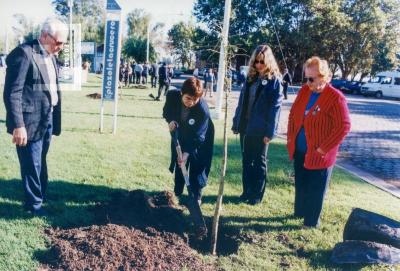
[287,84,351,169]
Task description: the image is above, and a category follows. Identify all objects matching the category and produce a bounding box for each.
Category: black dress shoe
[29,208,47,217]
[239,193,249,202]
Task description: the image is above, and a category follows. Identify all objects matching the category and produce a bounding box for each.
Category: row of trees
[167,0,400,81]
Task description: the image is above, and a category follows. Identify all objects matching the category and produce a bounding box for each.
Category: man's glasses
[254,60,265,65]
[47,33,64,46]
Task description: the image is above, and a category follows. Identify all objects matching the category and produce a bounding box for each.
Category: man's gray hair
[41,18,69,40]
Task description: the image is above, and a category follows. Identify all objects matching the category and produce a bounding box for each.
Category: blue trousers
[16,115,53,211]
[294,151,333,227]
[240,134,269,201]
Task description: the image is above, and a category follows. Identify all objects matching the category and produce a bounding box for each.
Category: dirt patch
[39,190,245,270]
[41,224,214,271]
[86,93,101,99]
[132,85,148,89]
[93,190,188,235]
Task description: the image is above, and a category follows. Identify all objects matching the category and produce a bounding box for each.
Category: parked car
[172,68,183,78]
[361,71,400,98]
[331,79,348,91]
[199,68,207,77]
[343,81,365,95]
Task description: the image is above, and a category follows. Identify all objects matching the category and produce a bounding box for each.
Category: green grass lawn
[0,74,399,271]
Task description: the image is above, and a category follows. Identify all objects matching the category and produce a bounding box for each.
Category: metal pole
[112,11,123,135]
[146,23,150,63]
[68,0,73,69]
[4,23,9,54]
[214,0,232,120]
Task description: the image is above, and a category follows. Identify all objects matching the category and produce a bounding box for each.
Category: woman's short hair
[304,56,332,82]
[181,77,203,98]
[248,44,281,82]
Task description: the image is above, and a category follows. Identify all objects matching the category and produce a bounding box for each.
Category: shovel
[171,129,207,237]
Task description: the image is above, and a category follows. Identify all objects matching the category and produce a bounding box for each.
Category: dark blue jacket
[163,90,214,183]
[3,39,62,141]
[232,77,283,138]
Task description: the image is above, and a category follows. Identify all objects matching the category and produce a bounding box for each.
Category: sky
[0,0,195,39]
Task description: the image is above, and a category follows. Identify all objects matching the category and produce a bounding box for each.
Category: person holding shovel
[163,77,214,205]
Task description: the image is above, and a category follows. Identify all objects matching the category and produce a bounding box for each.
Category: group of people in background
[166,44,351,229]
[119,61,174,89]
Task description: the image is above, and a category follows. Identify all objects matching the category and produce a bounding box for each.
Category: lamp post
[68,0,73,69]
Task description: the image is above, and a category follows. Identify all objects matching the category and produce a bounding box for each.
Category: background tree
[52,0,106,43]
[168,22,195,68]
[193,0,400,81]
[126,9,151,38]
[122,36,157,63]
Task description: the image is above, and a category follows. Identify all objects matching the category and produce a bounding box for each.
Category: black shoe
[239,193,249,202]
[29,208,47,217]
[248,198,261,205]
[155,97,160,101]
[149,93,155,100]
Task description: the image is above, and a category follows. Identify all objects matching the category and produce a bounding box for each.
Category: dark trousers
[16,114,53,211]
[151,76,158,88]
[157,81,169,98]
[240,134,269,201]
[135,72,141,84]
[294,151,333,227]
[283,84,288,99]
[142,74,148,84]
[174,161,205,201]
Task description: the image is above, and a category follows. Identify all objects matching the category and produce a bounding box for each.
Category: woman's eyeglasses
[304,76,318,83]
[254,60,265,65]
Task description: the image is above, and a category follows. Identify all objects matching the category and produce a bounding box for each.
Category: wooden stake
[210,77,230,255]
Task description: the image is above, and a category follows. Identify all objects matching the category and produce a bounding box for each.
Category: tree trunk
[210,78,229,255]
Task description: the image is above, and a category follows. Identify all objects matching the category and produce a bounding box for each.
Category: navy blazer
[232,77,283,138]
[163,90,214,176]
[3,39,61,141]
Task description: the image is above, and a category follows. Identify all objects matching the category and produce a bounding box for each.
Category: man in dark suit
[149,62,169,101]
[282,68,292,100]
[3,18,68,215]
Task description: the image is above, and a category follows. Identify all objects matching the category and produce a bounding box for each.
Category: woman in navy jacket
[232,44,283,205]
[163,77,214,202]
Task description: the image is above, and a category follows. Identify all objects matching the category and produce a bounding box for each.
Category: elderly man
[3,18,68,216]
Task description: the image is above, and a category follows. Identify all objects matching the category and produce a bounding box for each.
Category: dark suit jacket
[3,39,62,142]
[158,65,168,83]
[163,90,214,184]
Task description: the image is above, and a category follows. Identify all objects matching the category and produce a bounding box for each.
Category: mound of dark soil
[42,224,215,271]
[86,93,102,99]
[94,190,188,235]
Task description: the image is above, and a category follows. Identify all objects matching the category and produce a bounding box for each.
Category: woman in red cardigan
[287,56,351,227]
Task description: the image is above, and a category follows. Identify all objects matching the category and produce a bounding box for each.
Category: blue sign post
[100,0,121,134]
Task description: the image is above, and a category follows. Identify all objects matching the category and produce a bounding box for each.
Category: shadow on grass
[277,248,370,271]
[0,177,299,257]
